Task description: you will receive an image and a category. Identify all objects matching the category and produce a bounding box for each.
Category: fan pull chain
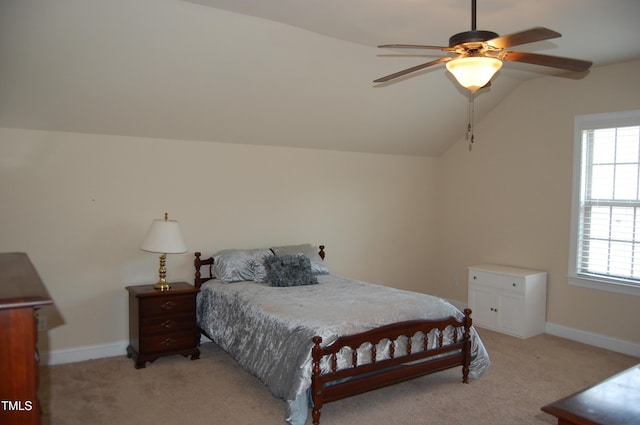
[467,92,475,151]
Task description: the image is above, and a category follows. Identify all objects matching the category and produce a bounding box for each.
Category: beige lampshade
[446,56,503,92]
[140,215,187,254]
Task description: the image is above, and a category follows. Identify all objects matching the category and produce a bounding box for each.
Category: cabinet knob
[512,283,516,287]
[161,301,176,310]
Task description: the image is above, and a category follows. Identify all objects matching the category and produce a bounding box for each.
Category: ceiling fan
[374,0,593,92]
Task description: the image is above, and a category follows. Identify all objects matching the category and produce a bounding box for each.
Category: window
[569,110,640,296]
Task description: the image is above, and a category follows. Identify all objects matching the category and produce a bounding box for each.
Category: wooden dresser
[0,253,53,425]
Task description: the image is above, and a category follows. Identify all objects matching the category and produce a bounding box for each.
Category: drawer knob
[161,301,177,310]
[162,320,174,329]
[162,338,175,347]
[512,283,516,287]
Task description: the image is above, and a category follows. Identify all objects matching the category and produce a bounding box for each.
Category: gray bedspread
[196,274,490,424]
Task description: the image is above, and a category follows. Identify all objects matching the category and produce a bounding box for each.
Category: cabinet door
[469,285,496,329]
[496,292,524,336]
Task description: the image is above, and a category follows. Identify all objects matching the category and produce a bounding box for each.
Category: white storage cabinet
[468,264,547,338]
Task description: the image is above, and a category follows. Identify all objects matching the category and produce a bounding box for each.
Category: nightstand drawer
[141,314,195,335]
[140,332,197,353]
[140,294,195,317]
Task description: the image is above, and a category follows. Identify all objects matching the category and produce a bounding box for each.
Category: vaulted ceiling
[1,0,639,156]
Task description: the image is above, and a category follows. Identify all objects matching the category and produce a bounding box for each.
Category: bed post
[194,252,203,288]
[462,308,472,384]
[318,245,325,260]
[311,336,324,425]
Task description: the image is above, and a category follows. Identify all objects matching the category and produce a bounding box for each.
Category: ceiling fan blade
[378,44,449,51]
[501,51,592,72]
[487,27,561,49]
[373,57,450,83]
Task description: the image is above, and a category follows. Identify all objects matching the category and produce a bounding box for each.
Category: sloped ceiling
[1,0,639,156]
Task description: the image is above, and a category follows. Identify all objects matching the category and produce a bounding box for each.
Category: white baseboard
[545,322,640,358]
[40,339,129,366]
[40,321,639,366]
[446,298,639,358]
[41,337,216,366]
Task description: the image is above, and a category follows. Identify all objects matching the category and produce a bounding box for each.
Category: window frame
[568,109,640,297]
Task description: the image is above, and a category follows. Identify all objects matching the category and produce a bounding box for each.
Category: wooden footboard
[310,309,472,425]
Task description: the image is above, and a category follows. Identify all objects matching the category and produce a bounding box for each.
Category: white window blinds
[570,110,640,295]
[580,126,640,281]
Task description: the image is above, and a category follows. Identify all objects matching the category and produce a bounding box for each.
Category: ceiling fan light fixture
[446,56,503,92]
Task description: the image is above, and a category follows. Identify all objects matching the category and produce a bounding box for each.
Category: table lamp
[140,213,187,290]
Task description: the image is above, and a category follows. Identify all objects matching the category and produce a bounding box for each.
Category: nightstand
[126,282,200,368]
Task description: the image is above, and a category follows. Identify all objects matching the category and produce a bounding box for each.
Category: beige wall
[435,59,640,344]
[0,129,437,354]
[2,60,640,358]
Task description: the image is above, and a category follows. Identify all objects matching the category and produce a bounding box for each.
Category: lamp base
[153,254,171,290]
[153,281,171,291]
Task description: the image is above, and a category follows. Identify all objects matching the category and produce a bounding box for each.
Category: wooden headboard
[194,245,325,288]
[193,252,214,288]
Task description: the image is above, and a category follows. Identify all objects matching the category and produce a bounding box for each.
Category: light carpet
[39,328,638,425]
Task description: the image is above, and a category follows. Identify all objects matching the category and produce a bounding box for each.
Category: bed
[194,244,490,425]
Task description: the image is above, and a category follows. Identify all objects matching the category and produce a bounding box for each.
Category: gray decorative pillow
[214,248,274,283]
[270,244,329,275]
[263,254,319,287]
